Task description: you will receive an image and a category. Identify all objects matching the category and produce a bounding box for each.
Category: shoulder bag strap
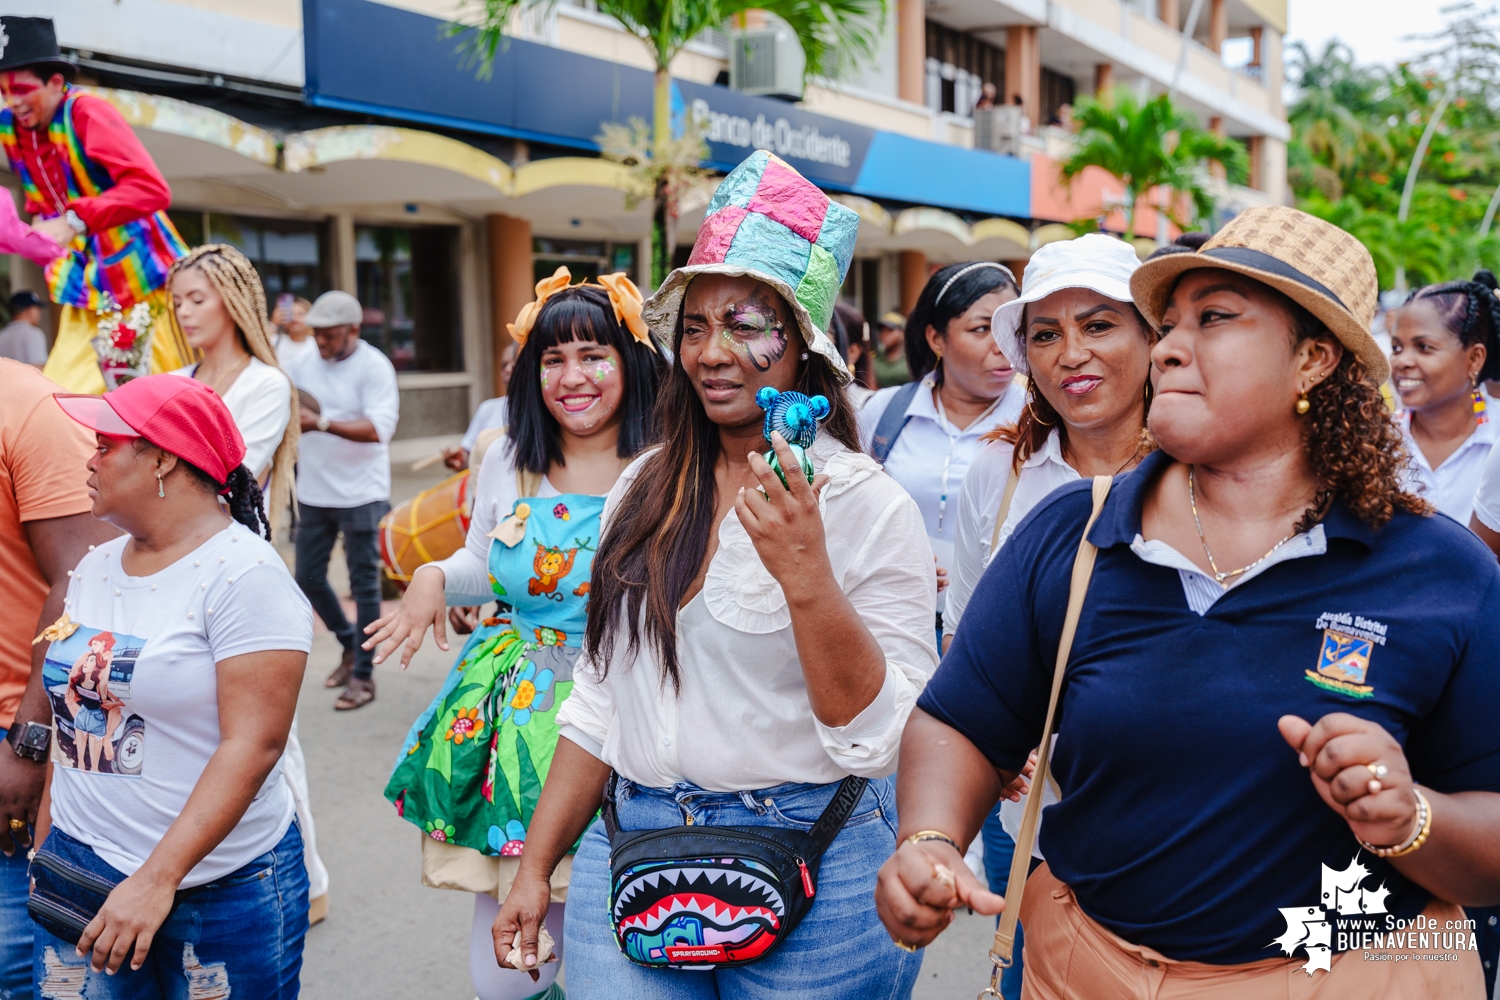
[806,776,869,859]
[869,381,923,464]
[988,468,1021,556]
[988,474,1113,974]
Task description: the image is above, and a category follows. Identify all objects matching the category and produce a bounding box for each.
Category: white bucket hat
[992,233,1140,376]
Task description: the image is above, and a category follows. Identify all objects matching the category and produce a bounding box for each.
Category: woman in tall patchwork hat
[37,375,312,997]
[490,151,935,997]
[366,269,665,1000]
[878,206,1500,998]
[858,259,1023,646]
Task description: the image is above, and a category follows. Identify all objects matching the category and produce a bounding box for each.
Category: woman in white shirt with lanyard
[938,234,1157,1000]
[486,153,937,997]
[858,261,1023,642]
[1388,270,1500,526]
[164,244,331,924]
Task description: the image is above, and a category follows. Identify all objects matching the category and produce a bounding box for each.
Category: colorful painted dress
[386,492,601,857]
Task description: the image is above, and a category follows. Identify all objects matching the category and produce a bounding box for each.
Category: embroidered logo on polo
[1307,612,1387,699]
[611,858,786,966]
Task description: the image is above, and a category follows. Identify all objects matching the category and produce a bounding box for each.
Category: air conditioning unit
[973,105,1024,156]
[730,28,806,101]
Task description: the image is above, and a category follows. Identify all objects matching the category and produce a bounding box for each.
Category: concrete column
[1208,0,1227,55]
[1262,28,1285,115]
[487,214,533,396]
[899,251,927,315]
[1094,63,1114,98]
[1249,26,1263,67]
[1158,0,1179,29]
[1262,137,1288,206]
[330,213,356,294]
[1208,116,1226,180]
[1004,25,1041,130]
[897,0,925,105]
[1246,135,1264,191]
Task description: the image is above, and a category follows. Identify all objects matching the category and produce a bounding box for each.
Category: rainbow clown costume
[0,19,191,392]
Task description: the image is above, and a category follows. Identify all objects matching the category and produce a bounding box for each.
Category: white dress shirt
[1398,411,1497,527]
[944,430,1082,639]
[857,375,1025,613]
[172,359,291,479]
[293,341,400,508]
[555,436,939,791]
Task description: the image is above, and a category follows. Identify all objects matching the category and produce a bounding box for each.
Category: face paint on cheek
[589,358,617,384]
[729,299,789,373]
[540,364,552,391]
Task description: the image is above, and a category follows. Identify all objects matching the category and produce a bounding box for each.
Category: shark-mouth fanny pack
[603,773,868,969]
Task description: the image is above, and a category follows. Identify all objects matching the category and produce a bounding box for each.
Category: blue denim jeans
[294,500,389,680]
[31,823,308,999]
[564,775,922,999]
[0,765,29,1000]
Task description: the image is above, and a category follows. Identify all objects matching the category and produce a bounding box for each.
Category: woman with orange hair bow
[368,268,665,1000]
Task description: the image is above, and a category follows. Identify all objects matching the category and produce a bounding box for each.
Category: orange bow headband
[506,266,656,353]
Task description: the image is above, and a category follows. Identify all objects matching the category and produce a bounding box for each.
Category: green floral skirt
[386,621,577,855]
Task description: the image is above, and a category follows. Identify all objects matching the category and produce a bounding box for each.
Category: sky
[1284,0,1454,67]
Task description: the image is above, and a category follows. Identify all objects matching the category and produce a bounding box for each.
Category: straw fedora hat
[1130,206,1387,384]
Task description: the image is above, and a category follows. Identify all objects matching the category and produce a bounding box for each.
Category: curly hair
[1287,295,1430,531]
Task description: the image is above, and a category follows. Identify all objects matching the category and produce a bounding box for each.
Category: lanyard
[931,383,1003,534]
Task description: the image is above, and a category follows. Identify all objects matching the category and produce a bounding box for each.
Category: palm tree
[1060,87,1248,238]
[454,0,885,285]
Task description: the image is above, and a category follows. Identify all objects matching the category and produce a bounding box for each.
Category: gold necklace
[1187,466,1297,589]
[203,353,251,393]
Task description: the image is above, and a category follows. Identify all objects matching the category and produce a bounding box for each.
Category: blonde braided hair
[166,244,300,521]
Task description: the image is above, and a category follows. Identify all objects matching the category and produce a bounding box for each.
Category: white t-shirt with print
[47,523,314,888]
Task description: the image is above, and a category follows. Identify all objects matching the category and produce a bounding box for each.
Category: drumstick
[410,453,447,472]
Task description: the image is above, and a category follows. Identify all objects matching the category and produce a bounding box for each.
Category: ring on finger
[1365,762,1389,780]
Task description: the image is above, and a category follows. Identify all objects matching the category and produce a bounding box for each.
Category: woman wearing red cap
[31,375,314,997]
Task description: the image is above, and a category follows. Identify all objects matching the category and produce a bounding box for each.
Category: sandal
[334,677,376,711]
[324,648,354,688]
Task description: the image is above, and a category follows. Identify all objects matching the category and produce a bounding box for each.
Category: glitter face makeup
[589,357,616,384]
[722,292,789,372]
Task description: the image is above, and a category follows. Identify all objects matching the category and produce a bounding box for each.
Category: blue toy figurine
[755,387,831,488]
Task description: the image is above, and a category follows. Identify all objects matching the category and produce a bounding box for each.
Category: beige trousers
[1018,863,1485,1000]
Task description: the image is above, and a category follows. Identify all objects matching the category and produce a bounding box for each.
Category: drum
[379,470,473,586]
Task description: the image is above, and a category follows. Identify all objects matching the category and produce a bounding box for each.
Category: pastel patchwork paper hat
[643,151,859,384]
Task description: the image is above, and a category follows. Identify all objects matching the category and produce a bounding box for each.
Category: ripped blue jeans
[31,823,307,999]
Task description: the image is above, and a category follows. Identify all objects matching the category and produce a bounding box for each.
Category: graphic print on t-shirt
[43,625,148,777]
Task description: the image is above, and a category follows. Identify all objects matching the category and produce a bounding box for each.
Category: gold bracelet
[1359,788,1432,858]
[903,830,960,852]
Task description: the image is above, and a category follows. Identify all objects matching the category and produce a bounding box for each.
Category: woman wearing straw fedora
[489,152,935,998]
[877,206,1500,998]
[366,269,664,1000]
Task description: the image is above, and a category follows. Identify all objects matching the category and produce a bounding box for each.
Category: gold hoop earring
[1295,393,1311,416]
[1027,389,1057,426]
[156,471,166,498]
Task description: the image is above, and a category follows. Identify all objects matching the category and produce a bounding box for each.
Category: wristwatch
[63,209,87,236]
[316,414,332,432]
[6,721,49,763]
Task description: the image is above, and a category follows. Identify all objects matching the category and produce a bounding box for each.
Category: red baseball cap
[56,375,247,485]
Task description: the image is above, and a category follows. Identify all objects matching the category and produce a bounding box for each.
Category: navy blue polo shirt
[921,449,1500,964]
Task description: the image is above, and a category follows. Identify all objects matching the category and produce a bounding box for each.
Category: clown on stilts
[0,16,191,392]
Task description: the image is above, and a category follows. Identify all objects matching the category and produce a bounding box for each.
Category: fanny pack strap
[602,773,869,864]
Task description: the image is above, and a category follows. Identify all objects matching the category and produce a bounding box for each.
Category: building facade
[10,0,1287,448]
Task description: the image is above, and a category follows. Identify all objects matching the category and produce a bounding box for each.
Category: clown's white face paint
[538,340,626,435]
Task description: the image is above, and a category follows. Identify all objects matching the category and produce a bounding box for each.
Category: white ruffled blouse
[556,435,939,791]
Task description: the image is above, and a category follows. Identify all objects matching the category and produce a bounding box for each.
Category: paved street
[289,466,998,999]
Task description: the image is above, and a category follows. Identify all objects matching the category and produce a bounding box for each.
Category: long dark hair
[506,285,668,475]
[585,285,859,690]
[905,261,1018,385]
[832,301,875,389]
[1404,269,1500,382]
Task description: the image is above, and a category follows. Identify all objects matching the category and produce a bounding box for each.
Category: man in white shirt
[292,290,399,711]
[0,291,47,367]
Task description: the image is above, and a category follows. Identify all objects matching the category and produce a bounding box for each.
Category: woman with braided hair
[166,244,299,523]
[1388,268,1500,525]
[164,244,331,924]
